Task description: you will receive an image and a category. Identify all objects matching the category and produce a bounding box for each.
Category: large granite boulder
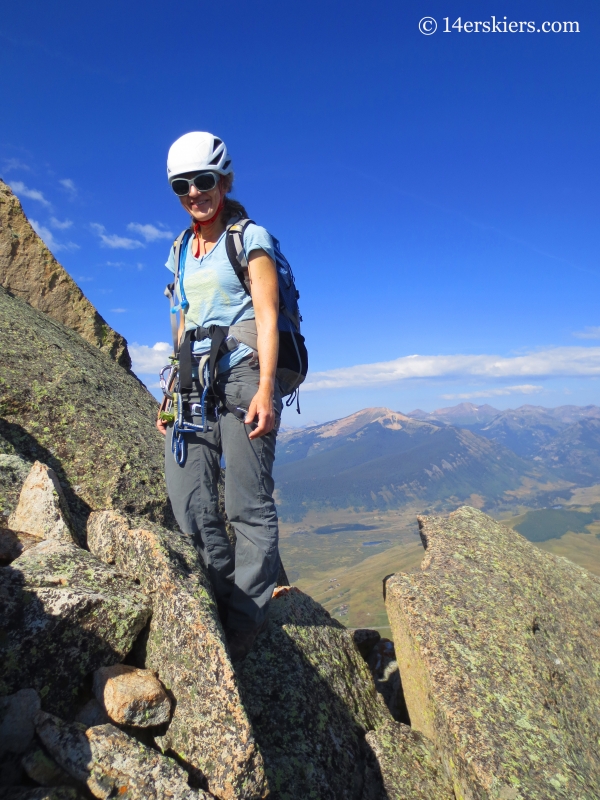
[8,461,75,544]
[87,511,266,800]
[385,506,600,800]
[0,285,170,538]
[0,180,129,368]
[237,587,389,799]
[0,540,151,717]
[35,712,213,800]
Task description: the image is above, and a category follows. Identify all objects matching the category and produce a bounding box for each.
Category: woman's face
[178,172,224,222]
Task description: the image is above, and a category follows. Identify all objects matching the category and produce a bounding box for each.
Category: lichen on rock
[0,286,171,539]
[363,719,454,800]
[237,587,390,799]
[35,712,213,800]
[87,510,266,800]
[385,505,600,800]
[0,540,151,717]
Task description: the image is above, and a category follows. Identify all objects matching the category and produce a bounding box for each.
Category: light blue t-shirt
[165,223,274,372]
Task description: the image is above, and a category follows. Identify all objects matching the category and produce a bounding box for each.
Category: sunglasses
[170,171,220,196]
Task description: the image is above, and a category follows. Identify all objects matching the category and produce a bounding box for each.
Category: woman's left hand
[245,386,275,439]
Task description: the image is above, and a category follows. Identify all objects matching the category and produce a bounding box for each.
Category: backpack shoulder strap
[225,218,255,295]
[164,228,191,355]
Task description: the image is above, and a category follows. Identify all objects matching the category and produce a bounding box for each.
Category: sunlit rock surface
[386,506,600,800]
[0,180,129,368]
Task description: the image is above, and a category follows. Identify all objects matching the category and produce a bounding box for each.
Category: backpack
[165,218,308,410]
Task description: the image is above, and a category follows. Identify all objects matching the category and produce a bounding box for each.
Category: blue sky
[2,0,599,424]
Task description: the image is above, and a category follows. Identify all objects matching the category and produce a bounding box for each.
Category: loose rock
[8,462,75,544]
[93,665,171,727]
[0,540,151,717]
[385,506,600,800]
[87,511,266,799]
[363,719,454,800]
[0,689,41,756]
[35,712,213,800]
[238,586,389,799]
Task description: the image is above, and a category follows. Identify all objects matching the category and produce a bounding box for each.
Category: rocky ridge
[0,179,130,369]
[2,185,600,798]
[1,462,438,799]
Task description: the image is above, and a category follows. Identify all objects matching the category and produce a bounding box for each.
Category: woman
[157,131,282,661]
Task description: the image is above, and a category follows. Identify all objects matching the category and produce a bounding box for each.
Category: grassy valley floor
[279,492,600,631]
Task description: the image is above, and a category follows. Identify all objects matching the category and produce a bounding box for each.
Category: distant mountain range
[274,404,600,520]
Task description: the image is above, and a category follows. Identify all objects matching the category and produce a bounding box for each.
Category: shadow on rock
[236,588,390,800]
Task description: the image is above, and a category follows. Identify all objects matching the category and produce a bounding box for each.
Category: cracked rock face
[385,506,600,800]
[93,665,171,727]
[237,587,389,800]
[8,462,75,544]
[87,511,266,800]
[35,712,212,800]
[0,540,151,717]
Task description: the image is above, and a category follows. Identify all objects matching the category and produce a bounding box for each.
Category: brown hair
[219,172,248,224]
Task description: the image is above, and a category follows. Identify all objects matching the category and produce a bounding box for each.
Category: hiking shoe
[226,618,269,662]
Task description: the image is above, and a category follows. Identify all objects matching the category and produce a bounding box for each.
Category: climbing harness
[171,360,212,466]
[161,216,309,465]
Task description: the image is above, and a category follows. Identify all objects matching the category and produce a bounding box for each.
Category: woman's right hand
[156,417,167,436]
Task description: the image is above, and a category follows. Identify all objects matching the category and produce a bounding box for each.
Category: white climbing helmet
[167,132,232,181]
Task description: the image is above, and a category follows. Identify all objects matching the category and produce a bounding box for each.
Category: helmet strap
[191,196,225,257]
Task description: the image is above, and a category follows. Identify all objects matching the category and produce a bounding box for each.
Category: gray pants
[165,356,282,631]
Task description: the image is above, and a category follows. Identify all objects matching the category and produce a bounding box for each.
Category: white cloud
[9,181,52,208]
[3,158,31,173]
[30,219,79,253]
[127,223,173,242]
[91,223,144,250]
[59,178,77,197]
[129,342,172,374]
[440,384,544,401]
[573,326,600,340]
[303,347,600,392]
[49,216,73,230]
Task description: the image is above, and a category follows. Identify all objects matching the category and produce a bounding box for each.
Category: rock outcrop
[35,712,213,800]
[0,180,130,369]
[8,461,76,544]
[0,539,151,717]
[385,505,600,800]
[0,286,170,537]
[237,586,390,799]
[87,511,266,800]
[363,720,454,800]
